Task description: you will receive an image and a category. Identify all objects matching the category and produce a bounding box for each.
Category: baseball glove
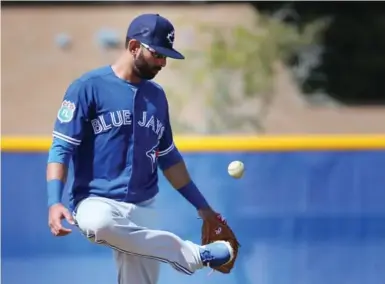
[201,214,240,274]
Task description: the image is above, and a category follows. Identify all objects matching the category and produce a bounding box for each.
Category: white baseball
[227,160,245,178]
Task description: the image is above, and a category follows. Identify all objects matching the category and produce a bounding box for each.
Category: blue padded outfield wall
[2,148,385,284]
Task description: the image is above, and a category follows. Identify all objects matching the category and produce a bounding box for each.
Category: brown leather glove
[201,213,240,274]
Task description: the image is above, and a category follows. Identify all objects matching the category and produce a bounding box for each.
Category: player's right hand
[48,203,75,237]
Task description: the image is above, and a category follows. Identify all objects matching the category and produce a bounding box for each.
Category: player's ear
[127,39,140,55]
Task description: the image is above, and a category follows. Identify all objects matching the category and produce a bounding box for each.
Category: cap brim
[150,45,185,60]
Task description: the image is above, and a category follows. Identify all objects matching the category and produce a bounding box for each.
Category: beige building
[2,3,384,136]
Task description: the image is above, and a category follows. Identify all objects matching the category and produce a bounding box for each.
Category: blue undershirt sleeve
[47,79,90,207]
[47,137,75,167]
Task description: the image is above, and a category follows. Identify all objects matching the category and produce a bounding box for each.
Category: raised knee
[75,200,115,241]
[81,213,112,239]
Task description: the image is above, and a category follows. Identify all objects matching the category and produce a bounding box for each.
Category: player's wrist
[47,179,65,207]
[177,180,210,210]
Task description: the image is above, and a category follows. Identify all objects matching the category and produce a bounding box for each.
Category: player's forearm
[46,163,69,207]
[163,161,210,210]
[47,162,68,182]
[46,138,74,207]
[162,160,191,189]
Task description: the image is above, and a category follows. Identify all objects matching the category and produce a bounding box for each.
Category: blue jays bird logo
[146,142,160,173]
[167,30,175,45]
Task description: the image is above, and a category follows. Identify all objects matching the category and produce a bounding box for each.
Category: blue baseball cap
[127,13,185,60]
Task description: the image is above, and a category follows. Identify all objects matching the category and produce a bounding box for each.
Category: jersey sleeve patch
[57,100,76,123]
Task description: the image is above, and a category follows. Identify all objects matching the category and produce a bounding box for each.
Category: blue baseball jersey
[49,66,182,211]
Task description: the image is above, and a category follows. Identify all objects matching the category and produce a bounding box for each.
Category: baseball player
[47,13,239,284]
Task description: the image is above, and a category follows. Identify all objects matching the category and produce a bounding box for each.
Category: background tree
[169,14,324,133]
[253,1,385,105]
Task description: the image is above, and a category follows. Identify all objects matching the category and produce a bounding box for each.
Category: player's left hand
[198,208,225,226]
[198,208,241,274]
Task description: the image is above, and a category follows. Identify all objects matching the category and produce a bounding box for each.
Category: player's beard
[132,50,161,80]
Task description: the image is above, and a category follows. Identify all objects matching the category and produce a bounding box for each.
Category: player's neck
[111,56,141,84]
